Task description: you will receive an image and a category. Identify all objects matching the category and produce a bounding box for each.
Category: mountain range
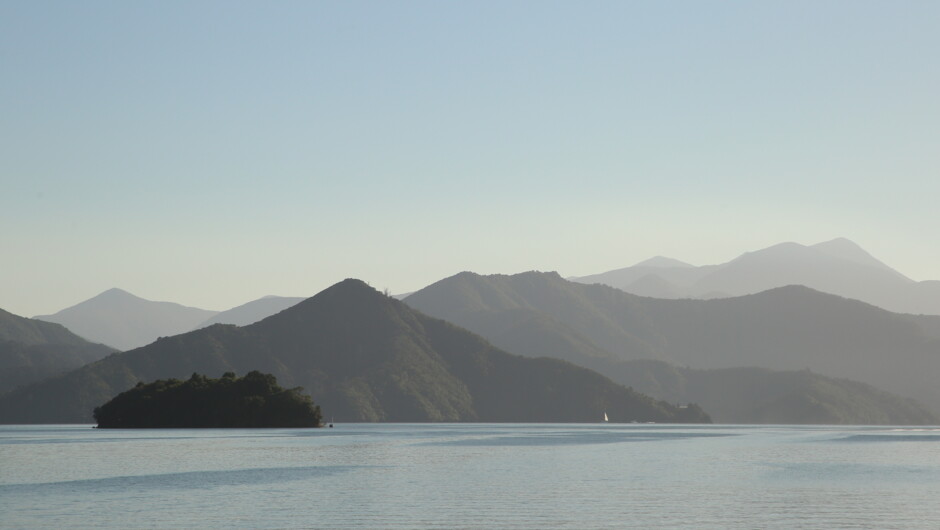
[0,280,706,424]
[404,271,940,423]
[12,238,939,425]
[0,308,115,395]
[570,238,940,315]
[32,239,936,354]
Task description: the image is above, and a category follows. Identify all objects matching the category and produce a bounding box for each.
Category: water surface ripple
[2,424,939,528]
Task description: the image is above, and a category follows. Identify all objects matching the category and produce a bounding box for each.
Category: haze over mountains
[32,238,936,354]
[0,309,115,394]
[598,361,936,424]
[34,288,219,351]
[0,280,705,424]
[194,296,305,328]
[33,290,305,351]
[404,271,940,423]
[9,238,938,425]
[571,238,940,315]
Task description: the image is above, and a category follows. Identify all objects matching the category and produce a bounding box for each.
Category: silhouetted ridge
[405,271,940,423]
[0,279,707,424]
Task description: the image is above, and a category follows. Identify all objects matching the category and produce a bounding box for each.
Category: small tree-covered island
[93,371,323,428]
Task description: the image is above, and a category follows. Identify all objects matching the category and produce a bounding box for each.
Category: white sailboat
[603,412,608,423]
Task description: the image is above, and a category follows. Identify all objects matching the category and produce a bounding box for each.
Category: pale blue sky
[2,1,938,316]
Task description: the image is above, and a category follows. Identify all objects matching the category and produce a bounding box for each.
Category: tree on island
[93,371,323,428]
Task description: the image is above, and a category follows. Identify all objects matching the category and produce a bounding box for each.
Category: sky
[2,1,938,317]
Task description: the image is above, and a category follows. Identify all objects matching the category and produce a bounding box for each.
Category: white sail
[603,412,609,422]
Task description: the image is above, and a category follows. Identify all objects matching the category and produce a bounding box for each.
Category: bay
[2,423,940,528]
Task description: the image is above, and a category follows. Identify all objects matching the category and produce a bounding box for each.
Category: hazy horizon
[17,236,938,318]
[3,1,938,317]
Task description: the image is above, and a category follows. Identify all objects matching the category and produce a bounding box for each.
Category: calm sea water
[2,423,940,529]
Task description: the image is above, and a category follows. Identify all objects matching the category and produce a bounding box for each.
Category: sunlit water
[2,424,940,528]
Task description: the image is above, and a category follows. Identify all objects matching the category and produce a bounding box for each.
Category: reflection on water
[2,424,940,529]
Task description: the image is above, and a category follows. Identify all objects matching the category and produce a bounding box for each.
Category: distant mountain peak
[268,278,388,319]
[728,238,910,282]
[33,287,218,351]
[332,278,381,294]
[811,237,867,256]
[731,238,897,268]
[633,256,693,268]
[815,236,858,248]
[811,238,905,277]
[571,237,932,313]
[95,288,142,300]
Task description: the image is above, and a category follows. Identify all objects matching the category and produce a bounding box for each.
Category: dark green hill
[0,280,708,424]
[94,371,322,428]
[404,271,940,423]
[0,308,116,395]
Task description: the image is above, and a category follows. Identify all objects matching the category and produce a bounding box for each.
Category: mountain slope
[0,308,116,395]
[194,296,305,329]
[404,271,665,362]
[405,271,940,421]
[601,360,937,424]
[0,280,707,424]
[34,288,218,350]
[573,263,714,298]
[811,237,904,275]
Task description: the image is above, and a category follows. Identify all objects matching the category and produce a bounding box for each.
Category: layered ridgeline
[0,280,707,424]
[404,271,940,424]
[0,308,116,395]
[602,360,936,424]
[194,296,305,328]
[34,288,219,351]
[570,238,940,315]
